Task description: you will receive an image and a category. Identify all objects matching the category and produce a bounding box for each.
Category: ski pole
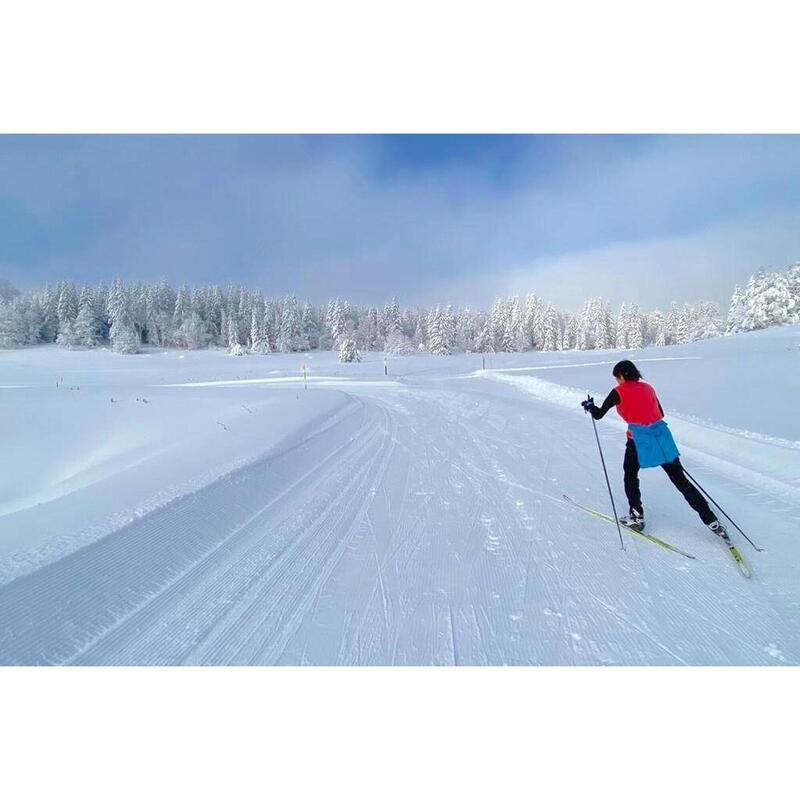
[681,466,764,552]
[585,394,625,550]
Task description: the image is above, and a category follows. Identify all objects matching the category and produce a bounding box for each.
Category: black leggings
[623,439,716,525]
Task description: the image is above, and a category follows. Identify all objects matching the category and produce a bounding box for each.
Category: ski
[562,494,696,560]
[717,534,752,578]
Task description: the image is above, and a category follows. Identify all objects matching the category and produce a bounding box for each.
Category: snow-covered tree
[626,305,644,349]
[249,308,267,353]
[734,268,794,332]
[56,283,79,335]
[383,296,402,337]
[675,304,695,344]
[326,298,348,349]
[106,281,140,353]
[665,302,680,345]
[300,302,319,350]
[523,293,543,350]
[577,297,613,350]
[725,285,745,334]
[72,287,102,348]
[226,313,240,351]
[276,294,303,352]
[384,329,415,355]
[10,272,789,358]
[338,337,360,362]
[110,316,140,353]
[541,304,559,351]
[0,299,30,348]
[474,318,492,353]
[615,303,629,349]
[691,301,723,340]
[455,308,477,352]
[649,309,666,347]
[173,312,211,350]
[427,306,450,355]
[785,264,800,322]
[0,279,20,304]
[562,313,579,351]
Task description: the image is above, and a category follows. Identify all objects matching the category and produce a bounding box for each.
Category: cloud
[2,135,800,309]
[497,210,800,311]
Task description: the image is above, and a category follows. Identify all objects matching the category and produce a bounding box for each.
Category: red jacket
[615,380,663,438]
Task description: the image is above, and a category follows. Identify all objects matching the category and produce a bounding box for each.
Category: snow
[1,327,799,665]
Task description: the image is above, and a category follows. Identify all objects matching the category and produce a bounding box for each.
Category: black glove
[581,396,596,414]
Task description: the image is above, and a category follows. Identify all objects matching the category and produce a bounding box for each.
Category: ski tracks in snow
[1,378,798,665]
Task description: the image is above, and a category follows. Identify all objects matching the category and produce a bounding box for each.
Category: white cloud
[497,210,800,311]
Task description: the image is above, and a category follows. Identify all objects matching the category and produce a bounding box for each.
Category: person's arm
[589,388,620,420]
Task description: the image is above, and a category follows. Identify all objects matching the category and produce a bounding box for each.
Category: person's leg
[662,459,717,525]
[623,439,643,514]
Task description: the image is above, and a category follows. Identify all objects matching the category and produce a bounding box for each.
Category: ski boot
[708,520,730,541]
[619,508,645,532]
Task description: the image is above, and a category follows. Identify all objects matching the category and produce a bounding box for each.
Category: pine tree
[692,302,723,340]
[627,305,644,349]
[725,286,745,334]
[785,264,800,322]
[0,299,29,348]
[427,307,450,355]
[249,308,267,353]
[507,297,524,351]
[338,337,360,362]
[173,312,211,350]
[411,315,426,350]
[456,308,477,352]
[72,288,102,348]
[300,302,319,350]
[326,298,348,348]
[562,314,579,350]
[39,285,58,343]
[383,296,402,337]
[676,304,695,344]
[276,294,302,352]
[101,280,139,353]
[649,309,666,347]
[740,269,780,331]
[226,314,240,350]
[541,304,559,351]
[173,285,190,329]
[615,303,628,349]
[665,302,680,345]
[57,283,79,334]
[0,279,19,303]
[523,293,543,349]
[475,318,492,353]
[489,298,508,352]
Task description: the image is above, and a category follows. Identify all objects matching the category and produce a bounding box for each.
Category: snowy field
[1,325,799,665]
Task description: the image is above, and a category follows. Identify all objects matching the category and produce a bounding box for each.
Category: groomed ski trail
[0,376,798,665]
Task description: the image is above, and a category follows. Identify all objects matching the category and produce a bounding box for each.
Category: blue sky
[2,134,800,309]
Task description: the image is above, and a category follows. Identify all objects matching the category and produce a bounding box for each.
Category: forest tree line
[0,263,798,358]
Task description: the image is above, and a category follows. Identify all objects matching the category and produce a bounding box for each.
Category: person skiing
[580,360,728,539]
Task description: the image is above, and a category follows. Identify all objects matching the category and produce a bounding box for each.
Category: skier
[580,360,728,539]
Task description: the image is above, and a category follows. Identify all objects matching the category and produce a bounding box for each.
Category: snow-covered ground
[1,326,799,665]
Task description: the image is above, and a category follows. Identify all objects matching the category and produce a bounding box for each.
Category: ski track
[1,375,799,666]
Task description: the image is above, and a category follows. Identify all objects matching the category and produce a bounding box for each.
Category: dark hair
[612,360,641,381]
